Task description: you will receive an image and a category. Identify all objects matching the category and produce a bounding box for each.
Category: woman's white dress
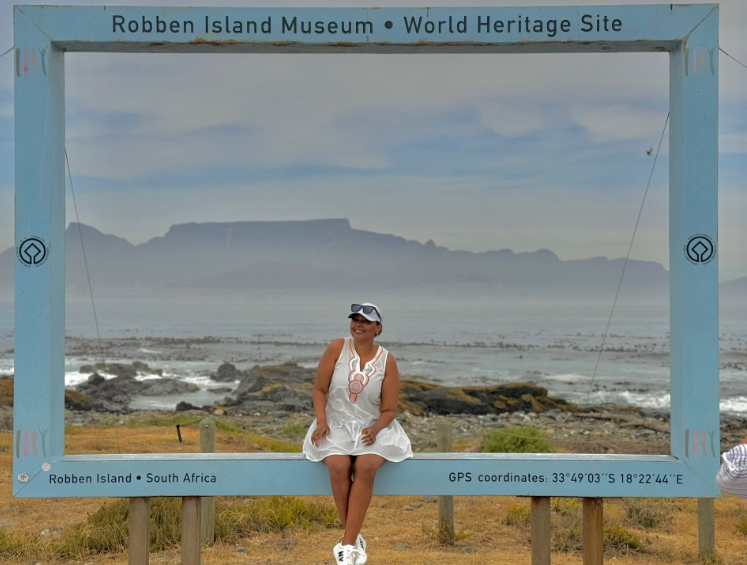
[302,337,413,462]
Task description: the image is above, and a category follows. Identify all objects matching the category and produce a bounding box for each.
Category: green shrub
[549,499,648,556]
[282,422,307,436]
[53,498,131,557]
[551,499,584,553]
[215,496,339,540]
[482,427,553,453]
[50,495,337,559]
[622,498,675,531]
[604,523,647,554]
[735,515,747,537]
[421,521,472,545]
[127,415,202,428]
[504,504,531,528]
[0,528,38,559]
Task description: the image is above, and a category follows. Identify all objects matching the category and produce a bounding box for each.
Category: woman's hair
[376,322,382,337]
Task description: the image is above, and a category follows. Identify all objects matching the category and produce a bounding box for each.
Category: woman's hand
[311,421,330,447]
[361,427,377,446]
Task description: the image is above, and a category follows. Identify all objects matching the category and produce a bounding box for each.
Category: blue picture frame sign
[14,4,719,499]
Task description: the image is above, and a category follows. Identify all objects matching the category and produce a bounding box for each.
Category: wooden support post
[200,417,216,545]
[181,496,202,565]
[531,496,551,565]
[583,498,603,565]
[698,498,715,559]
[128,497,151,565]
[436,421,455,545]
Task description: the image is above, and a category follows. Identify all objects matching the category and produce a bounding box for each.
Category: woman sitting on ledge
[303,303,413,565]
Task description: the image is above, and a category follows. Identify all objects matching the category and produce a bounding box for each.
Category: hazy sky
[1,0,746,280]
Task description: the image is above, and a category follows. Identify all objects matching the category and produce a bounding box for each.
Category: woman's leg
[323,455,354,529]
[342,454,386,546]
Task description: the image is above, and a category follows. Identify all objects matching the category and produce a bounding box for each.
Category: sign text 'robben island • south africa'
[14,4,719,499]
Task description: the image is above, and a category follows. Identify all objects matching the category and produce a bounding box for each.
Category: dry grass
[2,421,747,564]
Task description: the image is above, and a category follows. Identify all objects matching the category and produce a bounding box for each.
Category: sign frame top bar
[15,4,716,53]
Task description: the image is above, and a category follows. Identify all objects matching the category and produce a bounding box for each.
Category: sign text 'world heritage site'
[112,13,624,39]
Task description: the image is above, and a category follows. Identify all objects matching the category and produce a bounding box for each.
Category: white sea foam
[65,371,92,387]
[544,373,591,383]
[573,390,671,409]
[720,397,747,414]
[181,375,236,389]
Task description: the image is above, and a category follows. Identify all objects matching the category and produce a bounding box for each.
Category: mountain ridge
[0,220,741,299]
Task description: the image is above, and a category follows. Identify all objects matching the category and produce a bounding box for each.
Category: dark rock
[76,370,198,413]
[176,401,200,412]
[245,363,314,385]
[398,379,574,416]
[139,379,199,396]
[235,375,274,398]
[213,362,240,382]
[80,362,162,377]
[131,361,163,376]
[64,390,93,411]
[91,398,131,413]
[210,387,232,394]
[104,363,138,379]
[408,388,491,415]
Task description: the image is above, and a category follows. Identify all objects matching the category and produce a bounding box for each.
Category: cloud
[721,130,747,154]
[572,105,666,143]
[477,102,551,138]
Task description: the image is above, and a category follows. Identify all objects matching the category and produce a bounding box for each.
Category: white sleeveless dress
[302,337,413,462]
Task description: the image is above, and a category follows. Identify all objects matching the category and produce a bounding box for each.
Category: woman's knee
[325,456,353,480]
[354,456,385,480]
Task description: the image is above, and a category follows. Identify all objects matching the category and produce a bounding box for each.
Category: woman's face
[349,314,381,340]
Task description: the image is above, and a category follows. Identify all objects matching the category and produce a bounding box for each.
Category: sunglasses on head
[351,304,381,321]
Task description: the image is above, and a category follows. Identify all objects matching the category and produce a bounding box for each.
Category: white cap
[348,303,382,323]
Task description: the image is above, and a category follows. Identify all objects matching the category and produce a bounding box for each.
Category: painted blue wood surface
[15,4,716,52]
[15,454,715,498]
[14,4,720,499]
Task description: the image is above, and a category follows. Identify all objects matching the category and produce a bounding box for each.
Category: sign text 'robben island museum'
[109,12,625,37]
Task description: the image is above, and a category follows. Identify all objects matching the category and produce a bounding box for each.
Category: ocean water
[0,292,745,412]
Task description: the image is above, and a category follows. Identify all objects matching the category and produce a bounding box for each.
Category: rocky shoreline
[2,357,746,455]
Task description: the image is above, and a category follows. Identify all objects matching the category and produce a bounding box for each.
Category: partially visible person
[716,437,747,497]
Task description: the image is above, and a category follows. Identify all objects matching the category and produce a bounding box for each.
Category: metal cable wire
[720,47,747,71]
[581,112,670,409]
[65,149,120,453]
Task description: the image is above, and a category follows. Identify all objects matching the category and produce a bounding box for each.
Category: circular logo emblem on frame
[17,472,30,483]
[684,234,715,265]
[17,237,48,267]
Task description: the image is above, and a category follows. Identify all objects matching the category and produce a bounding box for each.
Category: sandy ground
[2,420,747,564]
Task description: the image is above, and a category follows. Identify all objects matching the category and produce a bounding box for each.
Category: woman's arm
[371,353,400,435]
[312,338,345,425]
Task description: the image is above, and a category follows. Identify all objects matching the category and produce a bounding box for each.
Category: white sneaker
[334,543,358,564]
[357,533,367,552]
[353,541,367,564]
